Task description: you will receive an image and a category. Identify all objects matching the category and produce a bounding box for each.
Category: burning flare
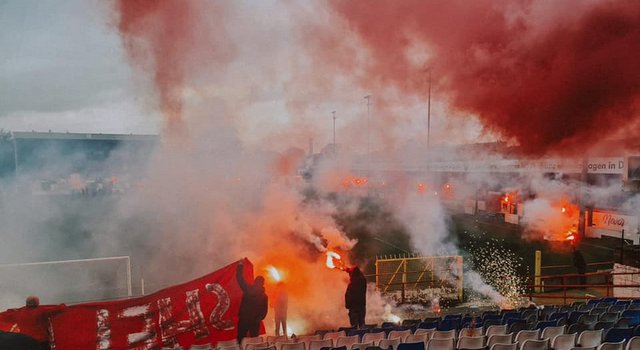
[266,265,282,282]
[326,251,343,269]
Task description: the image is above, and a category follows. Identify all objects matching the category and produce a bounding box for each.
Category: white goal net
[0,256,132,310]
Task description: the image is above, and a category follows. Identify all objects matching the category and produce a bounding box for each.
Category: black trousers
[348,309,366,328]
[237,319,261,344]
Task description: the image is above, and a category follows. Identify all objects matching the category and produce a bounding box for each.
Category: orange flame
[326,251,342,269]
[266,265,282,282]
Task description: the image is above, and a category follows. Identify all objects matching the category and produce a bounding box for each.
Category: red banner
[48,259,256,350]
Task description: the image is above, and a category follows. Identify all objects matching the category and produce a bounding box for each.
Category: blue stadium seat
[549,312,569,322]
[535,320,558,330]
[616,300,632,306]
[443,314,462,321]
[417,321,439,330]
[502,312,521,324]
[438,318,460,331]
[588,299,603,306]
[622,310,640,326]
[603,298,619,304]
[605,328,634,343]
[568,311,588,324]
[483,314,502,323]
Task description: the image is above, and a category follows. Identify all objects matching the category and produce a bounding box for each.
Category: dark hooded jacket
[345,267,367,311]
[236,264,268,322]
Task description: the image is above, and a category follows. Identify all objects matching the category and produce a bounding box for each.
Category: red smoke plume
[113,0,233,133]
[316,0,640,155]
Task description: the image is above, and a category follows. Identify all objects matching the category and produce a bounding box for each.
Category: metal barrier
[524,269,640,304]
[375,255,463,303]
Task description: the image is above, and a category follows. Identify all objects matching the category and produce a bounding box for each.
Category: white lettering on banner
[592,211,639,234]
[94,285,231,349]
[96,309,111,350]
[586,157,626,175]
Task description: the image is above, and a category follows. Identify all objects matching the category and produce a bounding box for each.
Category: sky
[0,0,491,154]
[1,0,638,155]
[0,0,161,134]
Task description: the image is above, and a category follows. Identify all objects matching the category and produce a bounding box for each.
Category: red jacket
[0,305,66,342]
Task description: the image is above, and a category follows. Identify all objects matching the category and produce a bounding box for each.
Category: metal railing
[524,269,640,304]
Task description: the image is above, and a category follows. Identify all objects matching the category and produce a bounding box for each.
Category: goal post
[0,256,132,309]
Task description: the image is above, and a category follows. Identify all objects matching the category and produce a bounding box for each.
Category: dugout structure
[375,255,463,304]
[0,256,132,309]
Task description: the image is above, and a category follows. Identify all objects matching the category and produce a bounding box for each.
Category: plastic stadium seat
[351,342,374,350]
[603,299,619,304]
[486,325,508,337]
[382,323,399,329]
[325,332,347,342]
[217,340,240,349]
[242,337,266,350]
[365,347,384,350]
[298,336,323,347]
[444,314,462,321]
[425,338,453,350]
[609,306,628,314]
[398,342,427,350]
[535,321,557,330]
[484,320,503,329]
[502,313,522,324]
[219,346,241,350]
[425,317,442,323]
[598,341,625,350]
[622,311,640,327]
[628,305,640,311]
[550,313,569,323]
[462,317,482,328]
[388,330,411,342]
[521,339,549,350]
[579,304,596,312]
[515,330,540,345]
[336,336,360,349]
[405,334,429,346]
[634,325,640,337]
[568,312,589,325]
[459,327,484,338]
[281,343,305,350]
[362,332,386,345]
[438,319,460,332]
[592,309,609,317]
[567,324,591,334]
[484,315,503,323]
[456,336,486,350]
[507,320,528,335]
[247,342,269,350]
[579,315,600,326]
[310,340,334,350]
[569,347,596,350]
[431,330,455,340]
[551,334,576,350]
[595,322,616,331]
[487,334,514,348]
[419,322,439,330]
[414,329,435,338]
[578,329,604,348]
[601,312,621,322]
[626,336,640,350]
[403,320,422,327]
[191,345,214,350]
[605,328,635,343]
[268,337,289,344]
[615,318,632,329]
[378,338,401,350]
[589,299,604,306]
[347,330,370,340]
[490,343,517,350]
[541,308,559,321]
[540,325,565,341]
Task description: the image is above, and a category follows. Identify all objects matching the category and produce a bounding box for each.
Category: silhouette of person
[273,282,288,337]
[344,266,367,328]
[236,260,268,344]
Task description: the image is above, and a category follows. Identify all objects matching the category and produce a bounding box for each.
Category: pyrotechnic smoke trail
[304,0,640,155]
[113,0,233,134]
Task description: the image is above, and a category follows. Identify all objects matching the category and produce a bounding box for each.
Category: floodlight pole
[332,111,337,155]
